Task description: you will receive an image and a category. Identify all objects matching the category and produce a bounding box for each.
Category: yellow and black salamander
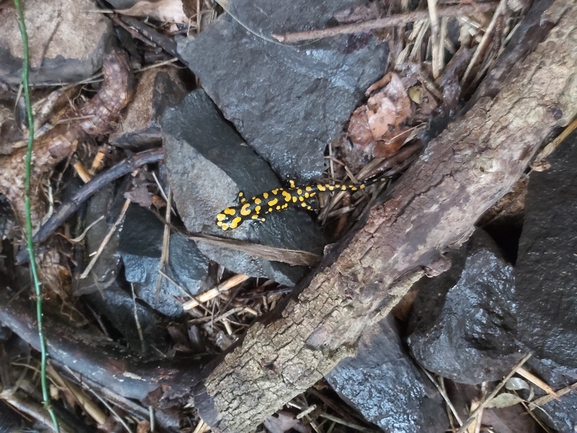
[216,177,385,231]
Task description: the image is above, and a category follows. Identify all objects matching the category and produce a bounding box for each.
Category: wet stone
[512,131,577,370]
[177,0,388,181]
[522,359,577,433]
[119,204,209,318]
[161,90,325,286]
[0,0,113,85]
[408,230,523,384]
[76,184,122,295]
[326,316,448,433]
[84,281,169,354]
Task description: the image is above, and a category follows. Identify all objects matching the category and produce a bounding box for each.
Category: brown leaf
[349,72,413,152]
[264,411,300,433]
[348,106,374,149]
[116,0,189,23]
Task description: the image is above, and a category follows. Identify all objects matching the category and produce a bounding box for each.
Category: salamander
[216,177,386,231]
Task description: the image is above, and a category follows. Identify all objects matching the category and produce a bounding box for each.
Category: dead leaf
[486,393,524,409]
[348,106,374,149]
[136,420,151,433]
[505,377,530,391]
[124,182,153,208]
[264,411,299,433]
[374,127,413,158]
[116,0,191,24]
[349,72,413,152]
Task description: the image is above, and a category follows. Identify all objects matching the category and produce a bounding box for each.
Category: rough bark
[194,1,577,431]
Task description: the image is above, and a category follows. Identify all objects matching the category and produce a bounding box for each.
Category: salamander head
[215,206,244,231]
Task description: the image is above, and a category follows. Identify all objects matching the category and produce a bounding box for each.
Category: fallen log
[194,1,577,430]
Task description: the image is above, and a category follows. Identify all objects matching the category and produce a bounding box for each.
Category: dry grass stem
[462,0,508,84]
[529,381,577,409]
[273,3,498,43]
[80,198,131,279]
[516,367,559,399]
[532,117,577,170]
[182,274,250,310]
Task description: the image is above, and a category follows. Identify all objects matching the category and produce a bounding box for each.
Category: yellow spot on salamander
[297,188,303,195]
[240,203,251,216]
[229,217,242,229]
[268,198,279,207]
[305,186,312,192]
[216,214,226,222]
[282,191,292,202]
[341,185,347,190]
[292,196,297,203]
[360,184,366,189]
[263,192,269,199]
[289,180,296,188]
[268,208,273,213]
[254,197,262,204]
[252,215,259,219]
[304,192,310,198]
[299,196,304,202]
[224,208,236,215]
[255,205,261,214]
[317,184,326,191]
[271,189,280,195]
[328,186,334,191]
[276,205,281,210]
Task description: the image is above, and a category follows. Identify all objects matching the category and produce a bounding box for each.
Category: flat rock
[162,90,325,286]
[512,131,577,369]
[326,316,448,433]
[408,230,523,384]
[119,204,209,318]
[0,0,113,85]
[177,0,388,181]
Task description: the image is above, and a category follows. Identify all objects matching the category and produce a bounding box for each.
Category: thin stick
[13,0,60,430]
[182,274,250,310]
[273,3,498,43]
[428,0,441,79]
[80,198,131,279]
[462,0,507,84]
[155,188,172,305]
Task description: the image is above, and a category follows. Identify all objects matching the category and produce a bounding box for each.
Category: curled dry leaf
[348,72,413,157]
[264,411,300,433]
[485,392,524,409]
[116,0,193,24]
[505,377,530,391]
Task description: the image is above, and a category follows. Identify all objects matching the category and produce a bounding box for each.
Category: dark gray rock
[162,90,325,286]
[522,360,577,433]
[119,204,209,318]
[177,0,388,181]
[75,184,122,295]
[512,131,577,370]
[0,0,113,85]
[84,281,169,354]
[408,230,523,384]
[326,316,448,433]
